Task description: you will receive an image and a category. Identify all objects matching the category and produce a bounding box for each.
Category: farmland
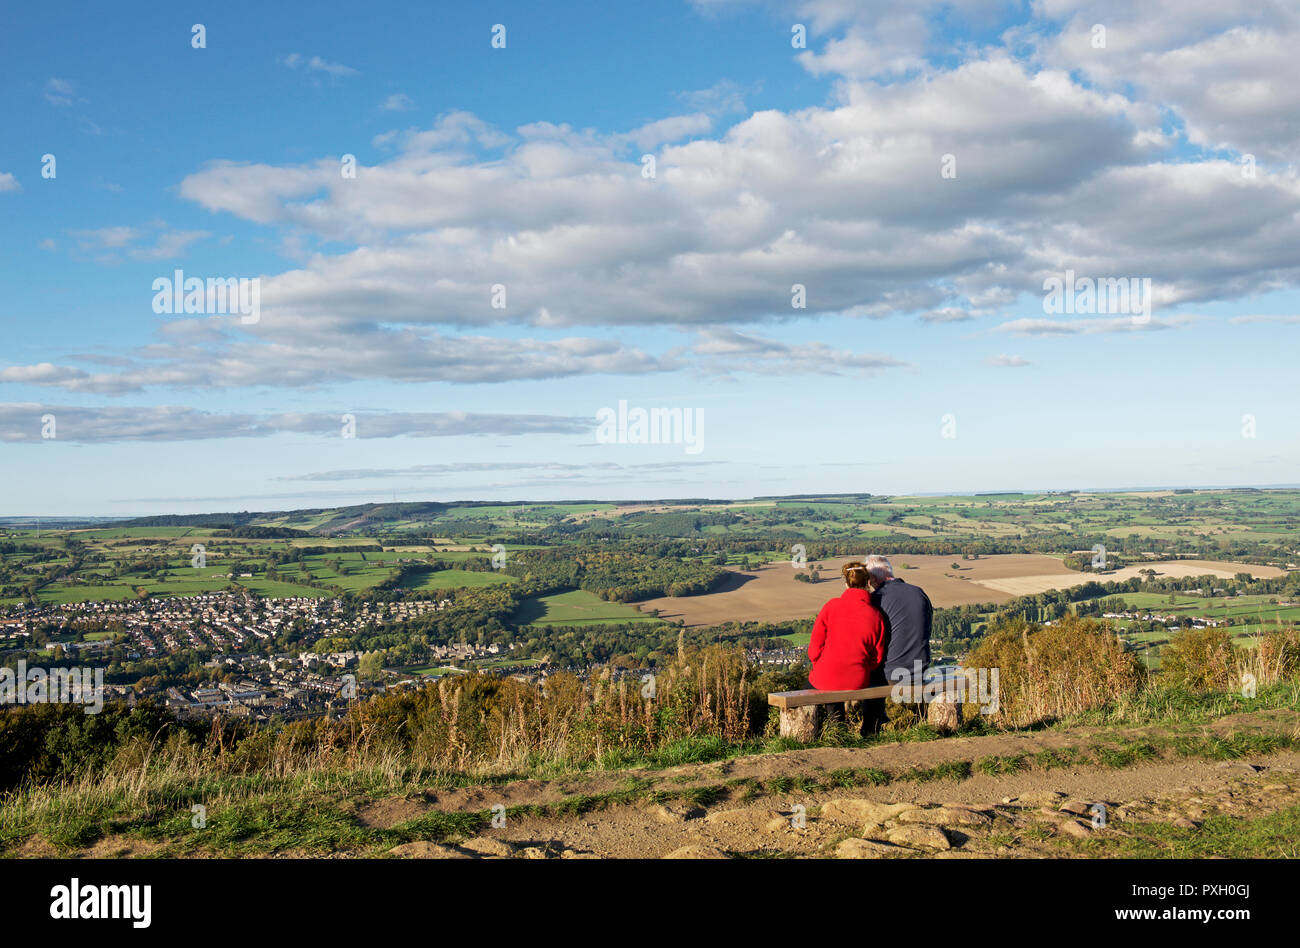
[634,553,1286,627]
[2,488,1297,678]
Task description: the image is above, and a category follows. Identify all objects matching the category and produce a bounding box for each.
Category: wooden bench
[768,683,961,741]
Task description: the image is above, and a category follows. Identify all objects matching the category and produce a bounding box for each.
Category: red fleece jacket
[808,587,886,690]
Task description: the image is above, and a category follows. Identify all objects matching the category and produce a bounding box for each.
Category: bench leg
[927,693,962,733]
[779,705,821,742]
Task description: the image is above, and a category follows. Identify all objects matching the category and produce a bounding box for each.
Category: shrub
[1239,627,1300,690]
[965,614,1144,727]
[1161,627,1235,693]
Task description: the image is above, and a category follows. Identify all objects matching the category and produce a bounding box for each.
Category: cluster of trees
[503,549,725,602]
[614,510,743,536]
[263,544,383,564]
[219,526,310,539]
[1061,551,1129,572]
[319,585,519,659]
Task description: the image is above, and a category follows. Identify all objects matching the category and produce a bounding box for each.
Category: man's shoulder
[882,578,928,602]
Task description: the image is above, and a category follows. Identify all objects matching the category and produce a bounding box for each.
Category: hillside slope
[16,706,1300,859]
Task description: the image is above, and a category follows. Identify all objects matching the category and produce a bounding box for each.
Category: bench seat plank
[768,685,921,709]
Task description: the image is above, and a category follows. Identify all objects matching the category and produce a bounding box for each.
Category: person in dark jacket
[866,554,933,684]
[862,554,933,732]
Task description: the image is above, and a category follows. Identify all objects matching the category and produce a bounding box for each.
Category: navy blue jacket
[871,578,932,684]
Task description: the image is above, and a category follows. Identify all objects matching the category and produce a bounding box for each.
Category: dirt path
[473,752,1300,859]
[370,707,1300,859]
[39,707,1298,860]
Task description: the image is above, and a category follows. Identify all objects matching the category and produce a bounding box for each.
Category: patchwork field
[977,559,1286,597]
[635,554,1287,627]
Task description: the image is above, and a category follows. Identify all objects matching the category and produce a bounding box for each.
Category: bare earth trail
[357,707,1300,859]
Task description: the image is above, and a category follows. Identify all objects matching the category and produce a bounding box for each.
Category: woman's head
[841,560,871,589]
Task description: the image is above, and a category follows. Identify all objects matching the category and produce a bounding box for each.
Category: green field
[398,569,513,591]
[1107,592,1300,623]
[513,589,661,626]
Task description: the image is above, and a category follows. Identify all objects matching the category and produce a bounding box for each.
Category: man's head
[841,561,871,589]
[864,554,894,589]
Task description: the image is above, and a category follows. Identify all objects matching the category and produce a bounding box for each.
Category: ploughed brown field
[635,554,1286,627]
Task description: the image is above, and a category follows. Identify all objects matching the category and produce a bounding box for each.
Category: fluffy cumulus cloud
[1025,0,1300,161]
[9,2,1299,400]
[168,61,1296,337]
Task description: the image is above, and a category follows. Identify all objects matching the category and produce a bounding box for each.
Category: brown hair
[841,560,870,589]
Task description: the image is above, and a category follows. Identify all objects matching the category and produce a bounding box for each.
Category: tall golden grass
[965,614,1145,727]
[1161,626,1236,692]
[1247,626,1300,687]
[74,642,768,785]
[5,618,1300,825]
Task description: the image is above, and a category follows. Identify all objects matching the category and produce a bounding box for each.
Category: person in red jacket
[808,561,887,730]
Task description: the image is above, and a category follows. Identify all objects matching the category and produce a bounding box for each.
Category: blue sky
[2,0,1298,516]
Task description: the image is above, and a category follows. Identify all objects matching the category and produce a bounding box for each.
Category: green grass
[1071,805,1300,858]
[34,584,142,604]
[236,578,327,598]
[4,683,1299,858]
[71,527,197,539]
[512,589,662,626]
[399,569,513,591]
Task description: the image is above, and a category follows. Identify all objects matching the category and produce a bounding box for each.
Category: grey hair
[864,554,894,583]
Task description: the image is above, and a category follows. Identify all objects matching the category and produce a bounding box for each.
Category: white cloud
[128,229,210,260]
[69,226,138,250]
[0,404,587,444]
[380,93,415,111]
[621,113,713,151]
[44,77,84,107]
[176,57,1216,339]
[677,79,753,116]
[280,53,359,78]
[0,172,19,193]
[24,8,1299,398]
[920,307,976,324]
[986,354,1030,367]
[690,328,909,376]
[62,224,208,260]
[1228,314,1300,325]
[0,329,670,393]
[994,315,1199,335]
[280,459,721,482]
[1026,1,1300,161]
